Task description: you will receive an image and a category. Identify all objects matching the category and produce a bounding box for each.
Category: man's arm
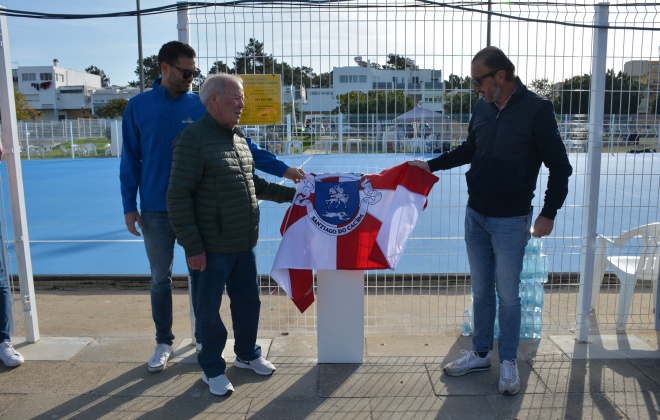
[119,101,143,235]
[533,102,573,223]
[246,137,304,182]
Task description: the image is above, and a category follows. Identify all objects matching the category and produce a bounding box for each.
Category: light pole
[137,0,145,92]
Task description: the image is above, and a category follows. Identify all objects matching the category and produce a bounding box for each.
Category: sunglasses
[168,63,201,79]
[471,69,501,87]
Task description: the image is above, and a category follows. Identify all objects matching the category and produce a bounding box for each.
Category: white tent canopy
[394,106,443,122]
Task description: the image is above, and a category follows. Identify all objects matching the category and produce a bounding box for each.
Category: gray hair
[199,73,243,106]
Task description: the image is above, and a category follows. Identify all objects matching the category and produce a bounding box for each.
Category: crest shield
[314,179,360,225]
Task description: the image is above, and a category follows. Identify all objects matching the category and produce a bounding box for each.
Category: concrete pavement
[1,290,659,419]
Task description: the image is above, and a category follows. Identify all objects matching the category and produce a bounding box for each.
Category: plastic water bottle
[532,307,543,339]
[534,284,545,308]
[461,308,472,336]
[525,237,542,254]
[537,254,549,283]
[520,308,534,338]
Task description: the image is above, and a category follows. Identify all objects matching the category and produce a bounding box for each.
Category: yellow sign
[239,74,282,125]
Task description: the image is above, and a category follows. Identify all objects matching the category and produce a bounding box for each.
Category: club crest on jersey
[294,173,382,237]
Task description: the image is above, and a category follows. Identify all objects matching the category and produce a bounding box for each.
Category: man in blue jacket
[410,46,572,395]
[120,41,304,374]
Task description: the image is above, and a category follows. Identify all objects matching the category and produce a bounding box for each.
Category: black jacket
[428,80,572,219]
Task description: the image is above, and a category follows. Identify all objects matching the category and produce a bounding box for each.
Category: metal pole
[575,3,608,343]
[137,0,145,93]
[486,0,492,46]
[177,1,190,44]
[0,10,40,342]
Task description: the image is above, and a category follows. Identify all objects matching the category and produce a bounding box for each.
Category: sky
[1,1,177,86]
[1,1,658,88]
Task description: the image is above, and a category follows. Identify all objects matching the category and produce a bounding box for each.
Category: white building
[623,59,660,114]
[91,86,142,114]
[300,58,445,114]
[12,59,102,121]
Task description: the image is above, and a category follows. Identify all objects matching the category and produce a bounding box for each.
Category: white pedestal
[316,269,364,363]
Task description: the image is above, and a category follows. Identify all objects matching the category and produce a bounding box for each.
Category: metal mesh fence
[183,1,659,336]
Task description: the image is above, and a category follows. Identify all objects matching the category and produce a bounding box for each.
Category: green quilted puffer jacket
[166,113,295,257]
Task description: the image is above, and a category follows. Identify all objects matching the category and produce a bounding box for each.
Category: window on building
[40,73,53,81]
[56,74,64,82]
[61,89,84,94]
[339,75,367,83]
[22,73,36,81]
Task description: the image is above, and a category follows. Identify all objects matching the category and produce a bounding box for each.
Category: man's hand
[124,211,144,236]
[407,160,430,172]
[283,166,305,183]
[187,253,207,272]
[532,215,554,238]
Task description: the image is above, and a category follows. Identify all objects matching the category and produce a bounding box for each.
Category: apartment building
[300,58,445,114]
[91,86,142,114]
[623,59,660,114]
[12,59,102,121]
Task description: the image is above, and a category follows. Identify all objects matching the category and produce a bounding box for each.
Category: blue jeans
[465,206,531,362]
[141,211,177,346]
[192,250,262,379]
[0,227,11,343]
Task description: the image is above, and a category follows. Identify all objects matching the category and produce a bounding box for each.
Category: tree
[441,74,478,114]
[444,74,471,90]
[335,90,416,119]
[128,55,160,88]
[85,65,110,87]
[528,78,553,100]
[553,69,641,115]
[384,54,417,70]
[208,60,233,74]
[14,91,41,121]
[648,93,658,114]
[95,98,128,119]
[442,91,479,114]
[234,38,273,75]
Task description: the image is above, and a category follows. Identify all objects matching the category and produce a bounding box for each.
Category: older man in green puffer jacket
[167,73,296,397]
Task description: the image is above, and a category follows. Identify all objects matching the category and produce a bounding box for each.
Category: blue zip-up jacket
[120,78,289,214]
[427,80,572,219]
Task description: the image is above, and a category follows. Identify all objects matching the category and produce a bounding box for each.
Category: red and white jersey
[270,163,439,312]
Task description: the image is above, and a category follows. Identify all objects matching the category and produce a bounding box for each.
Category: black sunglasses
[471,69,501,87]
[168,63,201,79]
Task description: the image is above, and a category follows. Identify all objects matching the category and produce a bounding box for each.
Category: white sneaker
[234,356,276,375]
[147,343,173,373]
[499,359,521,395]
[443,350,491,376]
[202,373,234,396]
[0,342,24,367]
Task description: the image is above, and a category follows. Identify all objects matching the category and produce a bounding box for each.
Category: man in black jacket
[409,46,572,395]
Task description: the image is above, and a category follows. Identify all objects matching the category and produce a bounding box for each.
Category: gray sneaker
[499,359,520,394]
[147,343,173,373]
[443,350,491,376]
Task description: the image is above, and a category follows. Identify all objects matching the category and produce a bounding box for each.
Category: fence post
[177,2,189,44]
[70,121,75,159]
[575,3,608,343]
[0,12,40,343]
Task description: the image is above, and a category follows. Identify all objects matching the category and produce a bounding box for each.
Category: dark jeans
[141,211,177,346]
[192,249,262,378]
[0,227,11,343]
